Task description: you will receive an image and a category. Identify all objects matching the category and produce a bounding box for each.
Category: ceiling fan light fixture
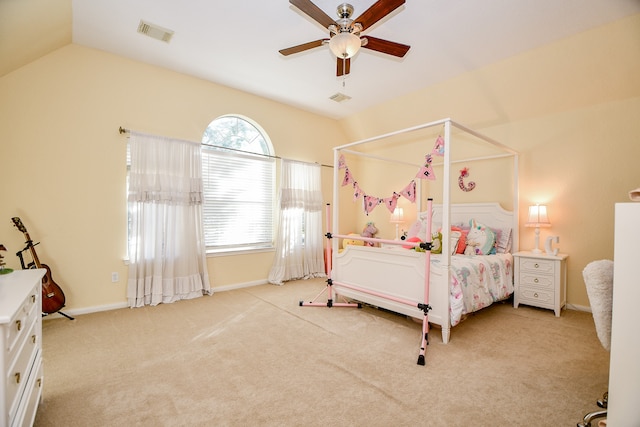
[329,32,361,58]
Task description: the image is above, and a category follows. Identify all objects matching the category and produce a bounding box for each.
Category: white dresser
[608,203,640,425]
[0,269,44,427]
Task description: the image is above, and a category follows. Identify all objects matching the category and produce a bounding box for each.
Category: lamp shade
[390,207,404,223]
[525,204,551,227]
[329,32,361,58]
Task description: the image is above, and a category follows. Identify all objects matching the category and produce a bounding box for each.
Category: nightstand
[513,251,568,316]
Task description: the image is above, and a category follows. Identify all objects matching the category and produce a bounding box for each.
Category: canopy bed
[306,118,519,355]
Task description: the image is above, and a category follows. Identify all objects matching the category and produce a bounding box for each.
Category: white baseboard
[212,279,269,292]
[566,303,591,313]
[42,279,270,319]
[42,302,128,320]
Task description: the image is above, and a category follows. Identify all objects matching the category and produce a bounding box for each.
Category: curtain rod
[118,126,333,168]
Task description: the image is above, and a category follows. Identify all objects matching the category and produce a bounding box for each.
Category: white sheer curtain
[127,132,211,307]
[268,160,325,285]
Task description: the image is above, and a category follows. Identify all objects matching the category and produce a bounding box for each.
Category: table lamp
[390,208,404,240]
[525,204,551,253]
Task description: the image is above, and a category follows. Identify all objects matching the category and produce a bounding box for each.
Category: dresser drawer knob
[534,263,539,268]
[14,372,20,384]
[534,292,539,298]
[15,320,21,331]
[31,294,36,303]
[534,278,539,283]
[32,334,37,344]
[37,378,42,388]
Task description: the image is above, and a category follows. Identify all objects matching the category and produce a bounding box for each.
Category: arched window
[201,115,275,252]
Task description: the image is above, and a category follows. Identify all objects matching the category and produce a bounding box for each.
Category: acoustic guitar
[11,217,67,314]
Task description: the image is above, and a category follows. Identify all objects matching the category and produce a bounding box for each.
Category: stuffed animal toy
[464,240,481,256]
[430,232,442,254]
[361,222,378,247]
[465,219,496,255]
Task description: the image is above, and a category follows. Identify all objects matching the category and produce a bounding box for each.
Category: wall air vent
[137,20,174,43]
[329,93,351,103]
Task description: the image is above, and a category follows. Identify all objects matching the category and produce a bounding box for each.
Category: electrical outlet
[111,272,119,283]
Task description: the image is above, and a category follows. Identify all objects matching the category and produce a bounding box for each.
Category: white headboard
[430,203,513,229]
[420,202,518,253]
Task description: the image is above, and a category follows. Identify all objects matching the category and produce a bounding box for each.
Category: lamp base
[531,228,542,254]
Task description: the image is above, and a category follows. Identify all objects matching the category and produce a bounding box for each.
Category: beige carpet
[34,278,609,426]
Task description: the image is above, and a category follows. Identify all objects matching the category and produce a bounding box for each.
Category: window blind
[201,147,275,250]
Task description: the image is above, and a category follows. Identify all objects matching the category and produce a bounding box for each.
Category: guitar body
[39,263,66,314]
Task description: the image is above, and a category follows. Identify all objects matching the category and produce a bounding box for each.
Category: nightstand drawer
[519,258,554,274]
[519,287,554,305]
[519,273,554,290]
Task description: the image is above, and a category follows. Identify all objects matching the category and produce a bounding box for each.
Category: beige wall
[0,44,346,311]
[1,14,638,313]
[339,14,640,308]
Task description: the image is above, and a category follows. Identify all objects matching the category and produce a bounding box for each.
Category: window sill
[206,247,275,257]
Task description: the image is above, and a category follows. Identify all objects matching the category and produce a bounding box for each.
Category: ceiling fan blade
[336,57,351,76]
[354,0,405,31]
[289,0,337,29]
[361,36,410,57]
[279,39,327,56]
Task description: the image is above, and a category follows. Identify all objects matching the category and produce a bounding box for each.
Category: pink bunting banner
[400,180,416,202]
[363,195,380,215]
[416,154,436,180]
[432,135,445,156]
[341,168,354,186]
[338,154,347,169]
[338,151,439,214]
[353,182,363,201]
[382,192,399,213]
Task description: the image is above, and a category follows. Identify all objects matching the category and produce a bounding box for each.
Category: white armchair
[577,260,613,427]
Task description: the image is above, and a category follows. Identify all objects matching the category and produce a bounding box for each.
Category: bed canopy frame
[302,118,519,364]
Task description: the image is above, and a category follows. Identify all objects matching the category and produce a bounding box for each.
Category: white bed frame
[329,119,519,344]
[332,203,515,344]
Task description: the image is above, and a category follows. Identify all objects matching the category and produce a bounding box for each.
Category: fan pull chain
[342,58,346,87]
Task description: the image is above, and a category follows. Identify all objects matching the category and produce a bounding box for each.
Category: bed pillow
[449,230,462,255]
[493,227,512,253]
[437,226,467,254]
[402,236,422,250]
[342,233,364,249]
[406,220,427,242]
[465,219,496,255]
[451,226,468,254]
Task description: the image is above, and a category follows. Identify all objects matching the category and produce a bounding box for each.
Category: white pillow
[494,228,512,253]
[407,220,427,242]
[449,231,461,255]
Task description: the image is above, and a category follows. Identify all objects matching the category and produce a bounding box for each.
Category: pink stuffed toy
[361,222,378,247]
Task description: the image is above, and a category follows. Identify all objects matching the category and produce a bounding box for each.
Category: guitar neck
[23,233,42,269]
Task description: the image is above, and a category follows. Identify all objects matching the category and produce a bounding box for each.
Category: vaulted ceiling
[2,0,639,119]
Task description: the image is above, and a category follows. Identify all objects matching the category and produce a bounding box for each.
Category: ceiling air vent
[329,93,351,103]
[137,20,174,43]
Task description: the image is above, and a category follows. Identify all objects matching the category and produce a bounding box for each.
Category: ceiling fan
[279,0,410,77]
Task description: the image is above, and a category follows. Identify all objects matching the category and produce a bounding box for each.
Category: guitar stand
[43,311,75,321]
[17,244,75,321]
[16,244,34,270]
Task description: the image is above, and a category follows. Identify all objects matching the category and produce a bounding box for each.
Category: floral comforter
[433,253,513,326]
